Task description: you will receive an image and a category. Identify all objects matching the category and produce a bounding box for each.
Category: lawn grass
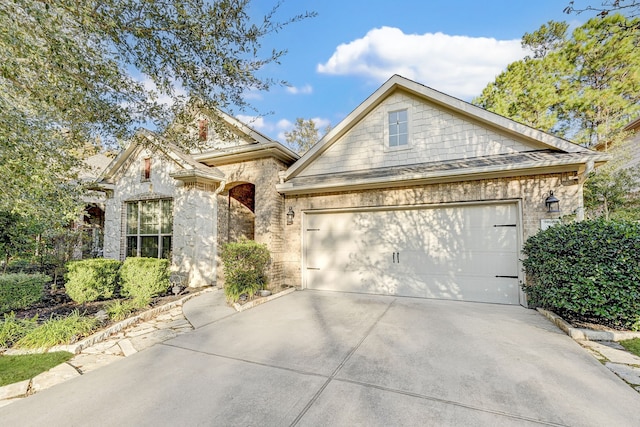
[0,352,73,387]
[619,338,640,358]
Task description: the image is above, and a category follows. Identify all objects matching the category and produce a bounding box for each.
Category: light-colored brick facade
[98,115,296,290]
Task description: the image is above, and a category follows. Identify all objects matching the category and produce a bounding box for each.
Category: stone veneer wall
[216,157,290,289]
[102,147,219,287]
[281,173,582,289]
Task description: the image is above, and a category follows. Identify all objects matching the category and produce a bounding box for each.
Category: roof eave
[277,156,607,196]
[194,142,299,166]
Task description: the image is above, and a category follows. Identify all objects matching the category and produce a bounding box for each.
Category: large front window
[126,199,173,259]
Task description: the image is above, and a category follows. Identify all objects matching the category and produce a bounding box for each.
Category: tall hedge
[0,273,49,313]
[522,219,640,330]
[64,259,122,303]
[221,239,270,302]
[119,257,170,302]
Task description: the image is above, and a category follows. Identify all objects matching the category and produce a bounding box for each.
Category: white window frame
[384,107,411,151]
[125,198,173,259]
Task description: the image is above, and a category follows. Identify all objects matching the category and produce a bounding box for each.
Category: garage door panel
[304,203,520,305]
[397,250,517,277]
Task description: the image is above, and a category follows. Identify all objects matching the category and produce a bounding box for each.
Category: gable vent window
[198,119,208,141]
[388,109,408,147]
[142,158,151,182]
[126,199,173,259]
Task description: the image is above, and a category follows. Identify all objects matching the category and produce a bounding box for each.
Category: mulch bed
[8,282,200,324]
[554,308,630,332]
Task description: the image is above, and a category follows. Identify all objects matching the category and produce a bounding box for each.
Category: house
[95,111,298,287]
[96,75,608,306]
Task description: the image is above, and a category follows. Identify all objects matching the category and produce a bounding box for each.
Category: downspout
[575,160,595,221]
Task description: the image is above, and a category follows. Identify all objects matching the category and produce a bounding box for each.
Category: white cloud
[317,26,528,100]
[236,115,331,142]
[286,84,313,95]
[139,76,187,106]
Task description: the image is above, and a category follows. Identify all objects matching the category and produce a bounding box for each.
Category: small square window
[388,109,408,147]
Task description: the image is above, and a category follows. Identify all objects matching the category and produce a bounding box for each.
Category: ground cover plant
[15,310,99,349]
[0,312,37,348]
[523,219,640,330]
[0,352,73,387]
[620,338,640,358]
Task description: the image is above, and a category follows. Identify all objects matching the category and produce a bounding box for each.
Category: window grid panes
[389,109,408,147]
[126,199,173,259]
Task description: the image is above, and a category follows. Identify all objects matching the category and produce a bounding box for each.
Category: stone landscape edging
[232,287,296,312]
[2,287,215,356]
[537,308,640,341]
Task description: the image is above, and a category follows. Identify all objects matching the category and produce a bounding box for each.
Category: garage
[303,203,521,305]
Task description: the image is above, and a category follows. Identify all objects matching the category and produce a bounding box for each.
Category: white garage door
[304,203,520,304]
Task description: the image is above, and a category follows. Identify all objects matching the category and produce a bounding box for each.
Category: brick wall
[216,157,290,289]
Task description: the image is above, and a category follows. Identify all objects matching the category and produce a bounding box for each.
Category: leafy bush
[64,259,122,303]
[0,273,49,313]
[5,259,40,274]
[16,310,99,349]
[0,312,38,348]
[522,219,640,330]
[119,257,170,301]
[221,239,270,302]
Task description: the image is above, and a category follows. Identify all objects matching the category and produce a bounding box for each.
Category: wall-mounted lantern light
[545,191,560,213]
[286,207,295,225]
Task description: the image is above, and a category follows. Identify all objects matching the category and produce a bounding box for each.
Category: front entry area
[303,203,521,304]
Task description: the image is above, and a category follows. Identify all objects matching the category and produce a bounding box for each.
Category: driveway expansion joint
[289,298,398,427]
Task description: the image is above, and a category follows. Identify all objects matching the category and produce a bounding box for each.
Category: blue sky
[232,1,589,142]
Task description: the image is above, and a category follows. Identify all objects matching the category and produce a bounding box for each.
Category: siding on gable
[299,91,546,177]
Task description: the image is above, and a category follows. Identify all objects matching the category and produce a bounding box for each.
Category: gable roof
[97,129,224,187]
[189,108,299,166]
[277,75,608,194]
[284,75,596,182]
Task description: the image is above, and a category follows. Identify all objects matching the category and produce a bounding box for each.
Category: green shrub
[5,259,40,274]
[0,312,38,347]
[221,239,270,302]
[0,273,49,313]
[105,298,149,321]
[15,310,99,349]
[64,259,122,303]
[119,257,170,301]
[522,219,640,330]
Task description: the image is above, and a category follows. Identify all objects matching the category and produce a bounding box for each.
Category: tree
[284,118,331,155]
[1,0,314,220]
[564,0,640,31]
[474,14,640,148]
[583,136,640,219]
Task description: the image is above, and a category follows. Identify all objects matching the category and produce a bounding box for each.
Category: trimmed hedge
[65,259,122,303]
[119,257,170,302]
[522,219,640,330]
[221,239,270,302]
[0,273,49,313]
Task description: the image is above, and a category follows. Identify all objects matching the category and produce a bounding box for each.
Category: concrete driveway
[2,290,639,426]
